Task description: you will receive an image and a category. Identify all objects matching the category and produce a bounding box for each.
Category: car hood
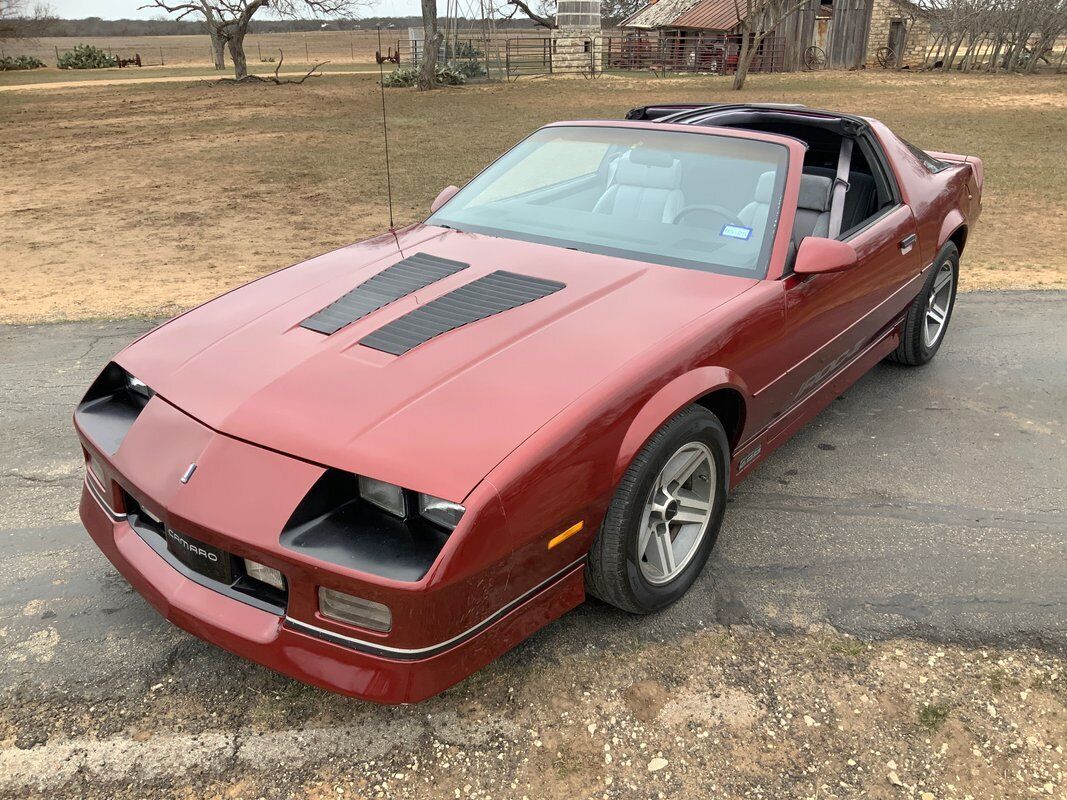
[118,225,755,501]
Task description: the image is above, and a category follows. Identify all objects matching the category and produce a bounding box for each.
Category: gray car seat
[803,165,878,234]
[593,149,684,224]
[792,173,834,248]
[738,170,776,244]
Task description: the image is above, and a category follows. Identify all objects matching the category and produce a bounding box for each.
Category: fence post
[258,42,262,61]
[306,40,310,62]
[55,45,60,66]
[351,41,355,62]
[160,47,164,66]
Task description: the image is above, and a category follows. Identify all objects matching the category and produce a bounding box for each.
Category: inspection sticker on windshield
[720,224,753,241]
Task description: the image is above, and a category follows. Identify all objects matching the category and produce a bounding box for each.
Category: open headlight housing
[281,470,464,582]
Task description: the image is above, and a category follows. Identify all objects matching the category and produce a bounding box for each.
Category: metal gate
[504,36,596,79]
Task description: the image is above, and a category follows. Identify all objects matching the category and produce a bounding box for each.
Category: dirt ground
[1,628,1064,799]
[0,70,1065,324]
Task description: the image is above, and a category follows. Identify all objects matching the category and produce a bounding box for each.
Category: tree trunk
[209,28,226,71]
[732,29,756,90]
[417,0,442,91]
[229,25,249,80]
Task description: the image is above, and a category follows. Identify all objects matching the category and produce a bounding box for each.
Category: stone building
[864,0,932,67]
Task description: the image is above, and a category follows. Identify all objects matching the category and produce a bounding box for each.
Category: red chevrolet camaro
[75,103,982,703]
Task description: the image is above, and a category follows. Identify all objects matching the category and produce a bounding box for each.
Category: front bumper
[80,479,585,704]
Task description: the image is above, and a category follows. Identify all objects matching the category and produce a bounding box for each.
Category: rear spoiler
[625,102,808,122]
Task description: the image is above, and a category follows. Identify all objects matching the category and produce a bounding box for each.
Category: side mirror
[793,237,859,275]
[430,185,460,214]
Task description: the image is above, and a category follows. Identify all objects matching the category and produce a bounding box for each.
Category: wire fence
[0,30,546,69]
[601,32,788,75]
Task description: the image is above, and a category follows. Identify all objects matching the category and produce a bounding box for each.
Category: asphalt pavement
[0,292,1064,703]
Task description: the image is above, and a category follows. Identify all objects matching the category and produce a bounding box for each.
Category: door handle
[899,234,917,255]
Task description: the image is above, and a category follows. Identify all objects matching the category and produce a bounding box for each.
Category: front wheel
[586,406,729,614]
[889,242,959,366]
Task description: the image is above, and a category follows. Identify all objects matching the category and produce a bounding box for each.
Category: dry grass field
[3,30,403,67]
[0,29,549,70]
[0,69,1064,323]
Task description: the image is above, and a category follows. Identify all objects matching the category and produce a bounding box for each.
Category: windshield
[428,126,788,277]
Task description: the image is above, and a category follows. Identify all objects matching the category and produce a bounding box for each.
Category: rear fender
[614,367,750,488]
[937,208,967,255]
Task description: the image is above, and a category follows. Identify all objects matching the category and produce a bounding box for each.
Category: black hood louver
[301,252,468,335]
[359,270,565,356]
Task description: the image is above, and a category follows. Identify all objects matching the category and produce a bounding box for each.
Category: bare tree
[200,2,227,70]
[140,0,361,80]
[417,0,444,89]
[730,0,807,89]
[0,0,53,37]
[916,0,1065,73]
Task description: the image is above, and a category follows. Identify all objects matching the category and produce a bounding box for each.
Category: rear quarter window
[901,139,950,174]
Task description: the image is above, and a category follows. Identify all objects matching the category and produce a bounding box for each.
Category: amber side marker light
[547,521,584,549]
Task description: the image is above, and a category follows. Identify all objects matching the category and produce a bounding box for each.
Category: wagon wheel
[804,45,825,70]
[876,46,897,69]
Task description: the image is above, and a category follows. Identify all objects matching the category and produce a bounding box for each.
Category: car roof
[628,102,874,135]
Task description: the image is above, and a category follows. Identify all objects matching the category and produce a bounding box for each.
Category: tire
[586,406,729,614]
[888,242,959,366]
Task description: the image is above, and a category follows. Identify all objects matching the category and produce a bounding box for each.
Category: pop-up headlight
[417,494,465,531]
[358,476,407,517]
[76,363,156,455]
[126,374,155,402]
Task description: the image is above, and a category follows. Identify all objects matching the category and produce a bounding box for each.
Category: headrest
[798,174,833,212]
[614,150,682,190]
[627,147,675,168]
[754,171,776,204]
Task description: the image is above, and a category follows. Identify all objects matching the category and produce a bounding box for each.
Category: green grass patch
[918,703,951,731]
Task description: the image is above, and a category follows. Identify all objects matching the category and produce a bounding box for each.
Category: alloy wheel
[637,442,716,586]
[923,260,955,348]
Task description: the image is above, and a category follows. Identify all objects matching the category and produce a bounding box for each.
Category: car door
[772,202,922,416]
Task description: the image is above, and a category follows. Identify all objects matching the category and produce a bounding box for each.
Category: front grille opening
[123,492,164,537]
[122,489,288,615]
[232,563,288,609]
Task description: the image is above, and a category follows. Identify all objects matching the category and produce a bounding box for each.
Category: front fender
[613,367,751,487]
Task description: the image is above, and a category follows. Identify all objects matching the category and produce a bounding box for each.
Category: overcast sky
[49,0,419,20]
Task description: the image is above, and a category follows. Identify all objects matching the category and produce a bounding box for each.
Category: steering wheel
[671,204,744,229]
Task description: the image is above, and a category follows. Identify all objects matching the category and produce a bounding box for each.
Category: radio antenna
[375,25,395,231]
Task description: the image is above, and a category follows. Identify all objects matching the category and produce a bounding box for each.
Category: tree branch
[506,0,556,28]
[204,50,329,85]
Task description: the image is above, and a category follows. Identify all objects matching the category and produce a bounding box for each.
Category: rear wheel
[889,242,958,366]
[586,406,729,614]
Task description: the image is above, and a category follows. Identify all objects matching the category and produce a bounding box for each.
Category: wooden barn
[617,0,931,72]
